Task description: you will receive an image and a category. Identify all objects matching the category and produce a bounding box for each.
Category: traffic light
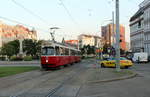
[120,39,122,42]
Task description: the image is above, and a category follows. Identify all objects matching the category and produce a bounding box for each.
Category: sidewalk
[86,68,136,83]
[84,60,137,84]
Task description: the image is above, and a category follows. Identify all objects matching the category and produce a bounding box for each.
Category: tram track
[10,61,86,97]
[8,59,94,97]
[45,68,86,97]
[45,60,93,97]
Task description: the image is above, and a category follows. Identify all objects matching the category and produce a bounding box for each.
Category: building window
[138,21,141,28]
[147,44,149,54]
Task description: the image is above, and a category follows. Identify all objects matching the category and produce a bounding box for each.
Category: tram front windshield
[42,47,54,55]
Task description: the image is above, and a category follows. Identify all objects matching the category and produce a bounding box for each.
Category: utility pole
[115,0,121,71]
[112,11,115,48]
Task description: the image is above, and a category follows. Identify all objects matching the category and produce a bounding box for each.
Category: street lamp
[100,19,113,60]
[15,31,24,56]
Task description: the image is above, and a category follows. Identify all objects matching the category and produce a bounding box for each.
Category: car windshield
[120,57,127,60]
[107,57,127,60]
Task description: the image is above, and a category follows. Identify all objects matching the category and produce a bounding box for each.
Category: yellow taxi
[100,57,133,68]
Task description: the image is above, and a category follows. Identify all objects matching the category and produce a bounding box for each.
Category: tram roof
[42,41,80,51]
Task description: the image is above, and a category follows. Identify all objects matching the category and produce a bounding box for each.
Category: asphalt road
[78,62,150,97]
[0,59,95,97]
[0,60,150,97]
[132,62,150,78]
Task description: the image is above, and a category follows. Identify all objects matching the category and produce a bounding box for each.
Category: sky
[0,0,144,42]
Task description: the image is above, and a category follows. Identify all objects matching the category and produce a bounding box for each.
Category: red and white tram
[41,41,81,69]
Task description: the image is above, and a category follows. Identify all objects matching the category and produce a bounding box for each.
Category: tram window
[65,48,69,55]
[70,50,72,55]
[42,47,54,55]
[73,50,76,55]
[76,51,78,55]
[60,47,65,55]
[71,50,75,55]
[42,48,46,55]
[55,46,60,55]
[78,51,81,55]
[74,51,77,55]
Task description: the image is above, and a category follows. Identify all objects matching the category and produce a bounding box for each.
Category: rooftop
[130,7,144,22]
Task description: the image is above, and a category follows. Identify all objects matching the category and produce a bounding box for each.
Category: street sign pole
[115,0,121,72]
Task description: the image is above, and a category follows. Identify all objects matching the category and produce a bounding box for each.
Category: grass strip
[0,66,39,78]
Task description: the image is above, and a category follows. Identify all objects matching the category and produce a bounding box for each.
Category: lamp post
[101,19,112,59]
[19,39,23,55]
[15,31,23,56]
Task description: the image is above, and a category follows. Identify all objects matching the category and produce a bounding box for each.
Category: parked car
[132,52,148,63]
[100,57,133,68]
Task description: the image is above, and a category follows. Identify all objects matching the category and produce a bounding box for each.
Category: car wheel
[125,66,129,69]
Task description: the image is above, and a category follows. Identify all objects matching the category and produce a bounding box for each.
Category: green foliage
[0,56,6,61]
[80,45,96,55]
[23,39,43,57]
[1,44,16,57]
[0,40,19,57]
[102,44,111,54]
[10,56,23,61]
[120,48,125,55]
[0,66,39,77]
[0,39,43,59]
[23,56,32,61]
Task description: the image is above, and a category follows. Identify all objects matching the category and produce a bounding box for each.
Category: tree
[80,45,96,55]
[35,40,43,56]
[103,44,111,54]
[120,48,125,56]
[23,39,43,57]
[23,39,36,56]
[8,40,20,55]
[0,39,43,58]
[1,44,16,57]
[0,40,19,57]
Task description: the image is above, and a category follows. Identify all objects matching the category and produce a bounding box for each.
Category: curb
[87,72,138,84]
[0,61,40,64]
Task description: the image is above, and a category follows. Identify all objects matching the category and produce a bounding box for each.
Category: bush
[10,56,23,61]
[23,56,32,61]
[32,55,40,60]
[0,56,6,61]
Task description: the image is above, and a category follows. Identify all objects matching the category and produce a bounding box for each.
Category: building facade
[65,40,79,45]
[78,34,103,48]
[0,21,37,47]
[130,5,144,53]
[143,1,150,55]
[126,42,130,51]
[101,23,126,50]
[130,0,150,55]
